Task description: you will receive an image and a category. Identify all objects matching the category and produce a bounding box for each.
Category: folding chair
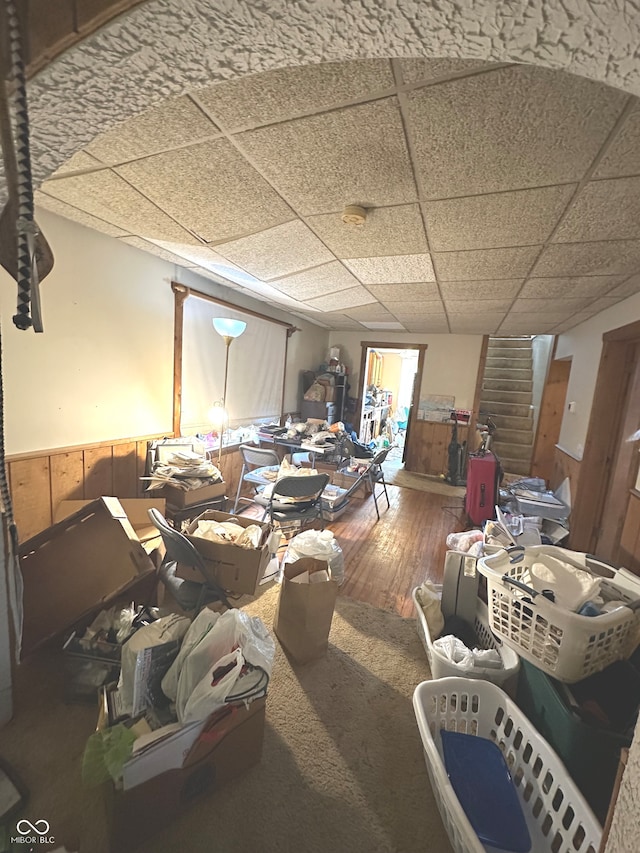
[233,444,281,513]
[148,508,232,612]
[254,473,330,534]
[367,447,392,520]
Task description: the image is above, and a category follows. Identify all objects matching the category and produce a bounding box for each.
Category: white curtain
[180,295,287,434]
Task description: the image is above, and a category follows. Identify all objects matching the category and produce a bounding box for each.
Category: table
[258,435,338,466]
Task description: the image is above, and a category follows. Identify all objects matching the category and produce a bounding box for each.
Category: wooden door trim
[404,345,427,472]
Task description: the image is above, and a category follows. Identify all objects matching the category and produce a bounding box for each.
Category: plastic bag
[433,635,502,671]
[415,581,444,638]
[446,530,483,553]
[283,529,345,585]
[173,609,275,724]
[161,608,221,702]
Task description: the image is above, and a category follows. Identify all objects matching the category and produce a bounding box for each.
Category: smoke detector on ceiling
[341,205,367,226]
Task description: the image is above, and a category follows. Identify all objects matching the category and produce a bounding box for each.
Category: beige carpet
[385,465,466,499]
[0,586,452,853]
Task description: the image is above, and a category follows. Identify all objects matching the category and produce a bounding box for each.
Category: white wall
[329,331,484,412]
[555,292,640,460]
[0,210,327,455]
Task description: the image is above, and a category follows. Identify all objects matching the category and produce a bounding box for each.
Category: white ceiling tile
[119,236,197,266]
[115,139,293,243]
[214,220,334,280]
[148,240,237,271]
[406,64,626,198]
[521,276,623,299]
[402,319,450,333]
[35,191,132,237]
[435,247,540,281]
[367,282,440,302]
[499,321,557,334]
[503,310,573,324]
[445,299,512,313]
[306,204,427,257]
[554,177,640,243]
[86,97,219,165]
[195,60,394,130]
[39,169,198,243]
[448,317,502,333]
[361,321,406,330]
[585,297,626,313]
[426,185,574,251]
[509,298,589,315]
[345,303,394,320]
[385,299,445,315]
[51,150,104,177]
[440,280,523,300]
[238,99,417,215]
[398,58,494,86]
[342,254,435,284]
[305,286,376,311]
[271,262,362,300]
[605,274,640,300]
[533,240,640,277]
[594,103,640,179]
[303,311,364,329]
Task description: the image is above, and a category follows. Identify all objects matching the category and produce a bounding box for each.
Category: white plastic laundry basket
[413,677,602,853]
[412,588,519,695]
[478,545,640,682]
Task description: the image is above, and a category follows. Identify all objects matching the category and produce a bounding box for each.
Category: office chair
[233,444,281,513]
[148,508,232,613]
[254,473,330,533]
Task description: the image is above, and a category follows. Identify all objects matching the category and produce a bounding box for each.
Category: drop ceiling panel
[342,254,435,284]
[445,299,512,313]
[35,191,131,237]
[367,282,440,302]
[519,276,623,299]
[605,275,640,300]
[119,236,197,267]
[51,150,103,176]
[439,280,523,300]
[406,65,626,198]
[500,321,557,333]
[504,309,575,324]
[448,317,502,333]
[361,321,406,330]
[510,297,591,314]
[305,286,376,311]
[583,297,624,314]
[398,58,494,86]
[238,99,417,215]
[307,204,427,257]
[148,240,238,271]
[86,97,220,166]
[388,301,446,317]
[593,104,640,179]
[553,177,640,243]
[345,303,395,320]
[533,240,640,277]
[426,185,574,251]
[214,220,334,280]
[115,139,293,243]
[435,247,539,281]
[195,60,394,130]
[402,319,450,333]
[40,169,198,243]
[271,262,361,299]
[303,311,364,329]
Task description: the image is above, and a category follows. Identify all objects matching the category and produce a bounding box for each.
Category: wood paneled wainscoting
[7,436,249,542]
[404,421,469,477]
[550,445,582,496]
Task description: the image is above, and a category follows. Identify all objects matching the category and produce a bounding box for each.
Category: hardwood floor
[241,482,466,618]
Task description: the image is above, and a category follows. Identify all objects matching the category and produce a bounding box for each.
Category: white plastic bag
[283,529,345,585]
[446,530,483,553]
[174,609,275,724]
[433,634,503,671]
[161,607,221,702]
[415,581,444,638]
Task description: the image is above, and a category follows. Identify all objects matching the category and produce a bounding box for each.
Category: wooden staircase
[479,337,534,476]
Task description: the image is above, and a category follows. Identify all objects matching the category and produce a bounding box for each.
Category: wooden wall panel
[9,458,52,540]
[83,446,114,499]
[113,442,139,497]
[405,421,468,477]
[551,445,582,496]
[49,451,84,509]
[619,492,640,575]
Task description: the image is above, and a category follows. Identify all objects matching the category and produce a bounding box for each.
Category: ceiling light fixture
[341,205,367,226]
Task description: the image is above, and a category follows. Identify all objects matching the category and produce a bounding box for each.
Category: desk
[259,435,338,465]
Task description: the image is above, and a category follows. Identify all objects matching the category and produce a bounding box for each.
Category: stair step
[492,441,532,461]
[483,377,533,393]
[484,366,533,381]
[493,428,533,446]
[487,347,532,360]
[488,337,534,349]
[485,356,533,370]
[498,457,531,476]
[479,402,533,420]
[481,389,532,405]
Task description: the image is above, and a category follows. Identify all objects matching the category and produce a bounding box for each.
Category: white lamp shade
[212,317,247,338]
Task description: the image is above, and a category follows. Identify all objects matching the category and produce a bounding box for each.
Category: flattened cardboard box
[161,480,226,508]
[106,698,266,853]
[19,497,156,655]
[182,510,272,595]
[54,497,167,548]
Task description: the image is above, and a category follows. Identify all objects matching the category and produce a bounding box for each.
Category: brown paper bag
[273,558,338,663]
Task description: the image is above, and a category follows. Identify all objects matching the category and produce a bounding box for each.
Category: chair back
[148,507,208,570]
[371,447,391,467]
[240,444,280,470]
[272,473,330,503]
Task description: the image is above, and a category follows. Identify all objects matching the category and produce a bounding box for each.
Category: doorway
[356,343,423,476]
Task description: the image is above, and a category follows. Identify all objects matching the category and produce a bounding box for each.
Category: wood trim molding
[603,318,640,342]
[172,283,188,436]
[173,281,294,330]
[6,432,173,463]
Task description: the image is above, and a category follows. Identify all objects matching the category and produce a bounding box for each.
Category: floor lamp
[212,317,247,465]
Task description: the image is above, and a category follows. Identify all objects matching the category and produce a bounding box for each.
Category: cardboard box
[161,480,226,508]
[105,697,266,852]
[54,497,167,549]
[19,497,156,656]
[182,510,272,595]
